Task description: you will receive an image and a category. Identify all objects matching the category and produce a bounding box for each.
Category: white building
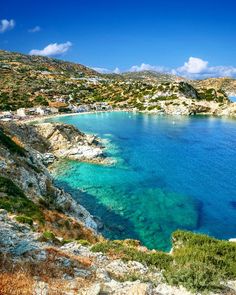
[16,108,26,117]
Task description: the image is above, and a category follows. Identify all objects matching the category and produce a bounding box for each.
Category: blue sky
[1,0,236,78]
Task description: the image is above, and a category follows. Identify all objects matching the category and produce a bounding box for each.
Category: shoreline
[12,105,236,126]
[19,109,132,124]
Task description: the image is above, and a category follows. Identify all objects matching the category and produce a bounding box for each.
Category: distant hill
[0,50,98,76]
[121,70,185,83]
[0,50,234,115]
[190,77,236,96]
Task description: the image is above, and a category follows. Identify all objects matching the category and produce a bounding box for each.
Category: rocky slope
[0,121,236,295]
[191,78,236,96]
[0,121,104,230]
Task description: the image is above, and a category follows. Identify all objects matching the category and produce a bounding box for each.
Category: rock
[84,283,101,295]
[106,259,129,277]
[96,268,111,282]
[154,283,192,295]
[74,268,92,278]
[11,240,39,256]
[226,280,236,291]
[34,281,49,295]
[100,280,153,295]
[127,283,153,295]
[93,216,104,230]
[34,123,110,164]
[106,259,148,278]
[40,153,56,165]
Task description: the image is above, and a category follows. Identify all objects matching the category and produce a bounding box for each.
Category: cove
[43,112,236,251]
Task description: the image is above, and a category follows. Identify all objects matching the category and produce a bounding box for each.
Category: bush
[0,176,44,223]
[91,240,172,270]
[0,129,26,156]
[15,215,33,226]
[38,231,58,243]
[76,239,91,246]
[164,230,236,292]
[91,231,236,292]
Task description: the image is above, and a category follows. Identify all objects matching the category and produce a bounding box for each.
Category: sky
[1,0,236,78]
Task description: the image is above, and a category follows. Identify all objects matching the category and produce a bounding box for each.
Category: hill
[0,50,235,117]
[191,77,236,96]
[121,70,185,83]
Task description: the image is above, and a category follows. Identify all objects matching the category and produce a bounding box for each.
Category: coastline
[19,109,132,124]
[19,108,236,125]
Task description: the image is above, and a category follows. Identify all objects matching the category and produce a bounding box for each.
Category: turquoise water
[44,112,236,251]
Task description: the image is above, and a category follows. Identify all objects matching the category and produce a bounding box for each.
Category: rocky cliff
[0,121,236,295]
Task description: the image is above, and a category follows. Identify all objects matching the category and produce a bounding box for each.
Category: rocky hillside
[1,50,235,117]
[191,78,236,96]
[0,121,236,294]
[121,70,185,83]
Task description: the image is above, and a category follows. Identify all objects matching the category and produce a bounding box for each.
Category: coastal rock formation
[0,122,98,230]
[34,123,111,164]
[0,121,236,295]
[0,208,235,295]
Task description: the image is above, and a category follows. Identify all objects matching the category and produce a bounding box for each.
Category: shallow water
[44,112,236,251]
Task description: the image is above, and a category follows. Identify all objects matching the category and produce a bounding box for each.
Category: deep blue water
[44,112,236,251]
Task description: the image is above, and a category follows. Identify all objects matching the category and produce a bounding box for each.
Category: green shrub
[61,239,74,245]
[0,176,44,223]
[0,129,26,156]
[91,240,172,270]
[164,230,236,292]
[76,239,91,246]
[15,215,33,226]
[92,231,236,292]
[39,231,57,242]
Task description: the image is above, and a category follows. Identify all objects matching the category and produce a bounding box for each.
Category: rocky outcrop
[34,123,110,164]
[3,122,111,165]
[0,210,194,295]
[1,209,235,295]
[0,122,98,231]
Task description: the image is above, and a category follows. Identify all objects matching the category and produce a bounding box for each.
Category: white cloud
[129,63,167,73]
[93,58,236,79]
[92,67,121,74]
[177,57,208,74]
[29,42,72,56]
[0,19,15,33]
[113,67,121,74]
[28,26,41,33]
[173,57,236,79]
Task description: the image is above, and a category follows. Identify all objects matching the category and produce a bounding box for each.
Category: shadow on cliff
[54,179,140,242]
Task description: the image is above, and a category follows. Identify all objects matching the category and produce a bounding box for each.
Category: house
[36,107,46,115]
[16,108,26,117]
[48,107,59,114]
[0,111,13,121]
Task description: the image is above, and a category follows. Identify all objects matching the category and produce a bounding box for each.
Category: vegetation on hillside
[91,231,236,292]
[0,176,44,223]
[0,50,230,111]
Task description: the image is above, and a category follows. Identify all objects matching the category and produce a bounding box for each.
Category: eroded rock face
[0,122,98,231]
[0,209,41,256]
[34,123,111,164]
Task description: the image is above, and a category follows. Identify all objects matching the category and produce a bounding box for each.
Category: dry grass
[0,248,94,295]
[41,209,98,243]
[0,272,33,295]
[10,136,25,149]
